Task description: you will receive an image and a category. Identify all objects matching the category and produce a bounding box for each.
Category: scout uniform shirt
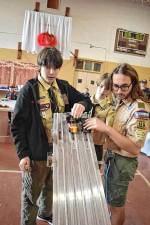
[92,94,114,145]
[107,98,150,157]
[38,75,65,143]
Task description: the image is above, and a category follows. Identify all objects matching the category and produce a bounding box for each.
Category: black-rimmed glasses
[112,83,132,92]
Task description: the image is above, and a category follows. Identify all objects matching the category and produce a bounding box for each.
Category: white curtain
[22,10,72,59]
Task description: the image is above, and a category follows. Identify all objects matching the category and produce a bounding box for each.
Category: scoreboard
[114,28,149,56]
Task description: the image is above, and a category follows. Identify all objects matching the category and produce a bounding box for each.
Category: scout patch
[137,120,145,129]
[135,129,146,140]
[133,110,149,120]
[38,96,51,111]
[39,103,50,111]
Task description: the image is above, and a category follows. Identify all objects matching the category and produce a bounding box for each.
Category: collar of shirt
[122,98,134,108]
[112,94,133,109]
[38,74,59,91]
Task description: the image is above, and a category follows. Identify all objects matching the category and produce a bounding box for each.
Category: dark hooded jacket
[11,78,92,161]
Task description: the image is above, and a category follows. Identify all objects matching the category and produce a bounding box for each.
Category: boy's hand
[71,103,85,118]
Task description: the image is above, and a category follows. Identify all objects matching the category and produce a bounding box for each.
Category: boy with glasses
[84,63,150,225]
[112,82,132,92]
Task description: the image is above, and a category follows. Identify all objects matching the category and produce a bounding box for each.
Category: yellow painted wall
[0,48,75,85]
[104,61,150,87]
[0,48,150,87]
[0,48,37,64]
[58,58,75,85]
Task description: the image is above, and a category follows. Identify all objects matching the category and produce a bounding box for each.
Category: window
[75,59,102,73]
[84,61,92,71]
[93,63,101,72]
[76,60,84,69]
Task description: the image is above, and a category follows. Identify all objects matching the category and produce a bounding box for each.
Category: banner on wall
[0,60,38,86]
[22,10,72,59]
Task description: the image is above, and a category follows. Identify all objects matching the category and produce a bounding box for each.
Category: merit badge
[137,120,145,129]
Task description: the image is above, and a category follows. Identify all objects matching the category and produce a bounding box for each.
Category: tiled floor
[0,113,150,225]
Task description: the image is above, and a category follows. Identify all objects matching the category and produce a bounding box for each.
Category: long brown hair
[111,63,149,103]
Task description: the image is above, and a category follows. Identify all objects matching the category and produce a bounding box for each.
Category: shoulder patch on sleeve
[133,110,150,120]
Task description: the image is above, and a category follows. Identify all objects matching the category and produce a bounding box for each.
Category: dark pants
[21,161,53,225]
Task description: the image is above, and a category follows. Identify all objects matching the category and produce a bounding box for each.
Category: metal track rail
[52,113,111,225]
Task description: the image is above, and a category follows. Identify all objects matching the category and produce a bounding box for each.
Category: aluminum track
[52,113,111,225]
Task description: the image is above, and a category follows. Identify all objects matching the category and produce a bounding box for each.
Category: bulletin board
[114,28,149,56]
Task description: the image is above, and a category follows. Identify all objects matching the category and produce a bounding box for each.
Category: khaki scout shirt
[107,98,150,157]
[92,95,114,145]
[38,75,64,143]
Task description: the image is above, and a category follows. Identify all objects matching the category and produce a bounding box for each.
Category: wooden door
[74,71,100,96]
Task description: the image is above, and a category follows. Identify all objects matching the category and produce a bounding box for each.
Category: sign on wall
[22,10,72,59]
[114,28,149,57]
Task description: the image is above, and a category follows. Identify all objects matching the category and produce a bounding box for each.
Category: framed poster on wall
[114,28,149,56]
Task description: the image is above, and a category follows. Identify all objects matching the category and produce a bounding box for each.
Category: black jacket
[11,78,92,161]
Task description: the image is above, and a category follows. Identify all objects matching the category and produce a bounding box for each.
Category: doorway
[74,71,101,96]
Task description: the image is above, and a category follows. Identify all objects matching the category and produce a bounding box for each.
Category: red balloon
[37,32,57,47]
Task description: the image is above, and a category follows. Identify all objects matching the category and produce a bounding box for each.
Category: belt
[104,150,115,164]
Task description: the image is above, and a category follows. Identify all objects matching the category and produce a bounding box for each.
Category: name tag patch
[40,103,50,111]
